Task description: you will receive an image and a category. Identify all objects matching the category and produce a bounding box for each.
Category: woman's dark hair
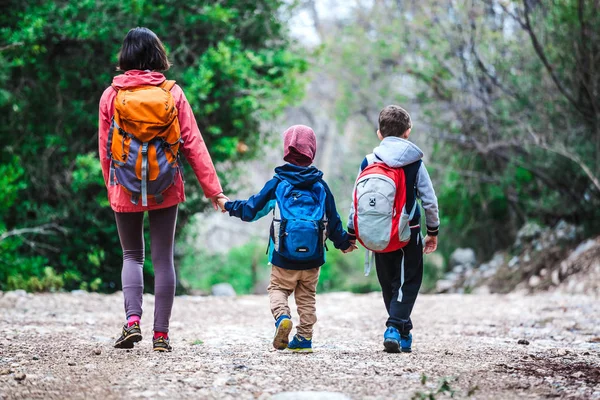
[117,27,171,72]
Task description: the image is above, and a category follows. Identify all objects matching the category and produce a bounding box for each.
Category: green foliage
[322,1,600,262]
[0,0,306,291]
[416,1,600,258]
[7,266,64,292]
[180,239,269,295]
[179,235,381,295]
[5,265,102,293]
[319,246,380,294]
[411,376,457,400]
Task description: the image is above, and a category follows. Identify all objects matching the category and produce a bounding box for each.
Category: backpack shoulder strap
[160,80,176,91]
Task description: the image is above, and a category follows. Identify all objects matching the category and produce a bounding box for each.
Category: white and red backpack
[353,161,417,255]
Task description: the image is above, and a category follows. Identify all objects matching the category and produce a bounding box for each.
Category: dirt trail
[0,291,599,399]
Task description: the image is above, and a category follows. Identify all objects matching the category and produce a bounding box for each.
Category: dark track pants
[375,226,423,334]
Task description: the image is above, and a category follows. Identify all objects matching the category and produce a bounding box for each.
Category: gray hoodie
[348,136,440,233]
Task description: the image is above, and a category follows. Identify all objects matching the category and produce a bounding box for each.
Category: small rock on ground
[14,373,26,381]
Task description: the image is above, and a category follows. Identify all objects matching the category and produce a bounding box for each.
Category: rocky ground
[436,221,600,297]
[0,290,599,400]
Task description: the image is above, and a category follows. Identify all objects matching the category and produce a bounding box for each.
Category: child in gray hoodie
[348,105,439,353]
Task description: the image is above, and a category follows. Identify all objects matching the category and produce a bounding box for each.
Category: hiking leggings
[114,205,178,333]
[375,226,424,334]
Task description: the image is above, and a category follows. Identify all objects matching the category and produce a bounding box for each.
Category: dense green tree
[0,0,307,290]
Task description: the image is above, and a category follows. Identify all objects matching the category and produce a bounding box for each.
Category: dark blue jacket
[225,164,352,270]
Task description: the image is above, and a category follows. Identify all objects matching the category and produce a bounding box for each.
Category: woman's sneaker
[273,315,293,350]
[287,334,313,353]
[114,322,142,349]
[153,336,172,352]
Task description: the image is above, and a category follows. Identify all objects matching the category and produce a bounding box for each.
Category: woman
[98,27,227,352]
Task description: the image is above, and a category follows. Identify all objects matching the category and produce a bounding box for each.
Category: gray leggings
[114,205,178,333]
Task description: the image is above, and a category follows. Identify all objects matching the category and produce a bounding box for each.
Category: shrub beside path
[0,290,599,399]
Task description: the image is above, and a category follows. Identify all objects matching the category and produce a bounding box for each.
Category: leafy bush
[180,239,269,294]
[180,236,382,295]
[5,266,103,293]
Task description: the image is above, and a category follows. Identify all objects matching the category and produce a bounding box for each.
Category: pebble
[0,368,12,375]
[529,275,541,287]
[518,339,530,345]
[93,348,102,356]
[226,377,237,386]
[14,372,26,381]
[32,355,40,360]
[557,349,569,356]
[68,362,76,366]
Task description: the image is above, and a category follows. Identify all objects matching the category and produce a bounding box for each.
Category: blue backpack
[271,177,328,262]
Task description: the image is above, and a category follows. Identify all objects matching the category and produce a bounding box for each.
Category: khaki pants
[267,265,320,338]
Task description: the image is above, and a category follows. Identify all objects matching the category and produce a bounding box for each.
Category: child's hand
[423,235,438,254]
[342,243,358,253]
[209,193,230,212]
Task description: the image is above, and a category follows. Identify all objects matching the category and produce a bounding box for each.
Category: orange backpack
[107,80,182,206]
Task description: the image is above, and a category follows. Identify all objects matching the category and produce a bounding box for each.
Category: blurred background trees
[1,0,599,294]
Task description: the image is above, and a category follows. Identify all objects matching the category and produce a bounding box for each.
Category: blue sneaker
[400,333,412,353]
[287,334,313,353]
[383,326,401,353]
[273,315,293,350]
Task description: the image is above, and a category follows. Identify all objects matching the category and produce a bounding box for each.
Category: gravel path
[0,291,599,399]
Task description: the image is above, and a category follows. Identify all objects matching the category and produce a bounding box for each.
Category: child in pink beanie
[220,125,356,352]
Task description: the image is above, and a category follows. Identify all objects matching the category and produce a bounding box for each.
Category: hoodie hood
[112,70,166,89]
[274,164,323,188]
[373,137,423,168]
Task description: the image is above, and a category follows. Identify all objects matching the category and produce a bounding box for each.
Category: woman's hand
[209,193,230,212]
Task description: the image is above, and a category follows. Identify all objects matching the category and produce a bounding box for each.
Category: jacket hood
[111,70,166,89]
[274,164,323,188]
[373,137,423,168]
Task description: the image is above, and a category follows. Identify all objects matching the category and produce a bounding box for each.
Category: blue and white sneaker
[287,334,313,353]
[273,315,293,350]
[383,326,401,353]
[400,332,412,353]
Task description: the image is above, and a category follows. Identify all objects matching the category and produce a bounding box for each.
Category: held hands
[423,235,438,254]
[342,240,359,254]
[217,197,229,213]
[209,193,230,212]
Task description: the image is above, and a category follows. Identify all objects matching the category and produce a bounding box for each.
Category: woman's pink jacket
[98,70,222,213]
